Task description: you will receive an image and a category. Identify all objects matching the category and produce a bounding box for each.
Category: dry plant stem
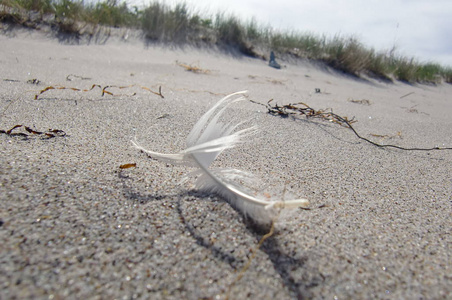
[66,74,91,81]
[1,95,18,116]
[225,219,276,300]
[34,84,164,99]
[251,99,452,151]
[334,113,452,151]
[400,92,415,99]
[176,61,210,74]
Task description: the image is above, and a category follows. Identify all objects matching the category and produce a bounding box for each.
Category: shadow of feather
[176,192,245,269]
[119,171,323,298]
[259,236,325,299]
[119,172,244,268]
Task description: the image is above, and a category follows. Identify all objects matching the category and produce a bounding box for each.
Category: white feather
[132,91,309,225]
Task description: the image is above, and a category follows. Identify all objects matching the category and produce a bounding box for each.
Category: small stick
[400,92,414,99]
[225,220,276,300]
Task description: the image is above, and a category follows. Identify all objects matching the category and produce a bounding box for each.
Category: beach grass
[1,0,451,84]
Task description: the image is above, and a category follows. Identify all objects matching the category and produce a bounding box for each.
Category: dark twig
[0,125,66,138]
[250,99,451,151]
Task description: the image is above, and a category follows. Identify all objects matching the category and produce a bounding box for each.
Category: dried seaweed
[250,99,452,151]
[156,113,170,119]
[369,132,402,139]
[348,98,371,105]
[26,79,41,85]
[176,61,210,74]
[35,84,164,99]
[0,125,66,139]
[66,74,92,81]
[119,163,137,169]
[253,99,357,128]
[2,78,41,84]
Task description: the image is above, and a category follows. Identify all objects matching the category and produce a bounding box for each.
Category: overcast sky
[152,0,452,67]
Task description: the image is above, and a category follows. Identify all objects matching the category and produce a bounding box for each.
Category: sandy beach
[1,28,451,299]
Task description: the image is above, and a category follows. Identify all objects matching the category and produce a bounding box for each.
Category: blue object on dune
[269,51,281,69]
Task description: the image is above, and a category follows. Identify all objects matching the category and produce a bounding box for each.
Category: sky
[146,0,452,67]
